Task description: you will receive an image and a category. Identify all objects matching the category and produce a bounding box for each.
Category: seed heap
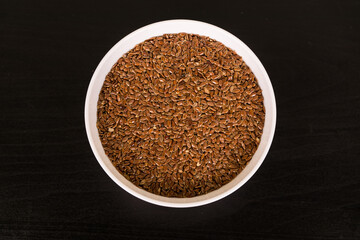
[97,33,265,197]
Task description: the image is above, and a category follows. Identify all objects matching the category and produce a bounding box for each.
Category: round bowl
[85,19,276,208]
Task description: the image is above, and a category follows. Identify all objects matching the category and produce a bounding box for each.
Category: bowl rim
[85,19,276,208]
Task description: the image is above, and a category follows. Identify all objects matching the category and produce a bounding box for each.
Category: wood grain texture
[0,0,359,239]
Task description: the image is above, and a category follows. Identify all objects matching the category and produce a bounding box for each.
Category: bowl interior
[85,20,276,207]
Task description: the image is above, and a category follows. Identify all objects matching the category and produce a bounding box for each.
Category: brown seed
[97,33,265,198]
[204,86,210,94]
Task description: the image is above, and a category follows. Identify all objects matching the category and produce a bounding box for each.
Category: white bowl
[85,19,276,208]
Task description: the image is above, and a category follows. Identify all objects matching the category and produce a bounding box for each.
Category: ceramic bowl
[85,19,276,208]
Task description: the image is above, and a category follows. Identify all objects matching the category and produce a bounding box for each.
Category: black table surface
[1,0,359,239]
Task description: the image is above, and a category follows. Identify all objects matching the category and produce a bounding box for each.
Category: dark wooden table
[1,0,359,239]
